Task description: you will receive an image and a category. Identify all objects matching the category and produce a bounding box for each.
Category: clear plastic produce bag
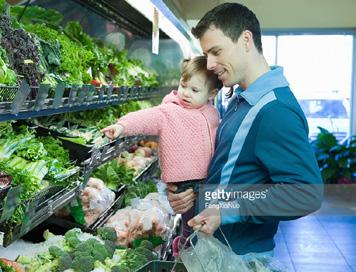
[179,229,288,272]
[180,231,250,272]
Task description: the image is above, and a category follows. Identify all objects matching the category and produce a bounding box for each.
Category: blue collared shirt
[235,66,289,106]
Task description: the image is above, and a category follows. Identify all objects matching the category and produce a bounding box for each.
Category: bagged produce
[80,177,116,225]
[180,231,287,272]
[104,192,170,246]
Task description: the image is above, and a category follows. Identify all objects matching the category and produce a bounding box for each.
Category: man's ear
[242,30,253,52]
[209,88,218,100]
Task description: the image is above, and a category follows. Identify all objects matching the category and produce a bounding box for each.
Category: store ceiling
[166,0,356,29]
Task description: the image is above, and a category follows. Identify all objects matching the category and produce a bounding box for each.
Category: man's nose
[207,56,217,70]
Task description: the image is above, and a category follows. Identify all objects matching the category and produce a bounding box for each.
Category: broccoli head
[74,242,92,256]
[57,253,72,272]
[71,255,94,272]
[97,227,117,242]
[92,243,111,262]
[65,228,82,240]
[48,246,66,259]
[67,237,81,248]
[65,228,82,249]
[104,240,116,257]
[135,247,156,262]
[139,240,154,251]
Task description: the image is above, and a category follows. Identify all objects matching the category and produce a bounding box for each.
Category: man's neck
[241,54,270,90]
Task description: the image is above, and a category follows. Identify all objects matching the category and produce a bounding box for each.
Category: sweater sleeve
[117,106,166,136]
[221,104,323,225]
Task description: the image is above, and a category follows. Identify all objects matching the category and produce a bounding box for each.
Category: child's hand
[101,124,124,140]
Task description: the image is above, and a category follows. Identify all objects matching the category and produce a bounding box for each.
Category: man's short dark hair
[191,2,263,53]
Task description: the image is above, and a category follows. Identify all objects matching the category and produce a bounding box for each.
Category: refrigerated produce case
[0,0,189,269]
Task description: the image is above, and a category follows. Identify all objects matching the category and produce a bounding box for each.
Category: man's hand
[101,124,124,140]
[188,207,221,235]
[167,184,196,214]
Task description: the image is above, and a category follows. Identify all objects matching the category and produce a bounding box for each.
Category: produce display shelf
[82,135,157,173]
[46,184,127,233]
[48,155,159,231]
[0,82,159,122]
[0,183,80,247]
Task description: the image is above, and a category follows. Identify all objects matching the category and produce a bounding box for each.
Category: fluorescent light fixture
[125,0,193,57]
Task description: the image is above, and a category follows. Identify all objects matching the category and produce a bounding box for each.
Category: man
[168,2,323,255]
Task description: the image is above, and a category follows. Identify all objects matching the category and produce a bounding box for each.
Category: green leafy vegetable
[10,5,63,26]
[0,46,17,86]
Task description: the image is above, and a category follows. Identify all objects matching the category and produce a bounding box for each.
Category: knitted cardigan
[117,90,220,182]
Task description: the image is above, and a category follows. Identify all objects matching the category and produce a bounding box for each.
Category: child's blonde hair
[181,56,223,92]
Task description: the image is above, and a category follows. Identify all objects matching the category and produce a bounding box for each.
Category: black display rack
[0,81,159,121]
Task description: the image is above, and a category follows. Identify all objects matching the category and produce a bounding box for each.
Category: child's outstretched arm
[103,106,166,139]
[101,124,124,140]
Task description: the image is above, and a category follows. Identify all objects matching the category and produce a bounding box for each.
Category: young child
[101,56,222,253]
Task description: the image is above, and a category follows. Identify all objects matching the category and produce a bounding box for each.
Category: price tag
[77,85,89,104]
[33,84,49,111]
[99,85,105,101]
[11,80,31,114]
[107,85,113,99]
[0,232,4,246]
[152,8,159,54]
[52,82,65,108]
[123,86,129,100]
[86,85,96,103]
[118,86,124,100]
[68,85,79,106]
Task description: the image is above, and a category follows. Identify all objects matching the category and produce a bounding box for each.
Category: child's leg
[173,179,203,251]
[179,203,196,248]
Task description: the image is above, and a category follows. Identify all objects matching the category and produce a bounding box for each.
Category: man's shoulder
[260,87,304,117]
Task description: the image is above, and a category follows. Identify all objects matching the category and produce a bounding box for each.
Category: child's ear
[208,88,218,100]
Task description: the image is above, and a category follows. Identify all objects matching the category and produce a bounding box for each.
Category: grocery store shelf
[46,184,127,234]
[0,183,80,247]
[82,135,157,174]
[0,82,160,122]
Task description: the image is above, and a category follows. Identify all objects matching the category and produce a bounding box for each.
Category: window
[274,35,353,141]
[218,34,354,141]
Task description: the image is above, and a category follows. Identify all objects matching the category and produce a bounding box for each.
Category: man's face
[200,26,246,87]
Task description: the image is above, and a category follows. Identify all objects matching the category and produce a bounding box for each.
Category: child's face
[177,73,214,109]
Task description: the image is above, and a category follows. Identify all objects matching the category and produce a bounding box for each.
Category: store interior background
[1,0,356,271]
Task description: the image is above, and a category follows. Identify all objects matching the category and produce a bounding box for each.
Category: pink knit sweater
[118,90,220,183]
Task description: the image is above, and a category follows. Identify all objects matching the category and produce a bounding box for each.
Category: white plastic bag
[180,231,288,272]
[180,232,251,272]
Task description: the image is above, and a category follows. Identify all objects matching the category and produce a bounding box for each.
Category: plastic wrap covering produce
[80,177,116,225]
[180,232,287,272]
[104,192,171,247]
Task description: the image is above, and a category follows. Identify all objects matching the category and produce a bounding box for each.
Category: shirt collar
[235,66,289,106]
